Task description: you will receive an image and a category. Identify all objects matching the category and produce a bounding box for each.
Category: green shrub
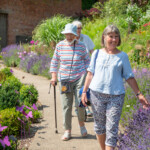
[32,110,41,122]
[0,76,22,110]
[32,14,72,46]
[0,72,6,83]
[0,108,23,136]
[0,67,13,78]
[102,0,129,18]
[20,84,38,106]
[26,109,42,123]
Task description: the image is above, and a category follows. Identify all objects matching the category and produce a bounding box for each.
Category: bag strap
[94,49,99,74]
[60,41,75,81]
[68,41,75,80]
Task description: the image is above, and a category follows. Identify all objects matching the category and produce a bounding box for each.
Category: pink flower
[143,22,150,27]
[34,41,38,45]
[19,55,21,58]
[26,111,33,119]
[0,124,7,132]
[32,104,37,110]
[30,40,34,44]
[132,68,137,73]
[25,106,31,110]
[0,84,2,86]
[3,136,10,147]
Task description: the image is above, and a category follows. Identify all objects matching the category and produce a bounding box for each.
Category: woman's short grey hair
[101,25,121,47]
[72,20,82,28]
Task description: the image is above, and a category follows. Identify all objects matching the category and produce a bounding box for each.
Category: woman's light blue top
[87,49,134,95]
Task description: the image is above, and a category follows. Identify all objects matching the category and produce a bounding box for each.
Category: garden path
[7,66,100,150]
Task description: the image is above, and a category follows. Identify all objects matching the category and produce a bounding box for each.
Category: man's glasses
[77,27,82,30]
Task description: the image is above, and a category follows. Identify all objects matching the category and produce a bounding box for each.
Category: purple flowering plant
[118,68,150,149]
[16,104,38,139]
[0,124,10,148]
[117,107,150,149]
[2,44,24,67]
[19,52,51,78]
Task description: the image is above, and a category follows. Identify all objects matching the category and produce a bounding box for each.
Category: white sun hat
[61,23,78,36]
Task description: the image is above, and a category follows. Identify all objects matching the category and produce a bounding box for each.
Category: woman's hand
[138,94,150,109]
[81,93,88,107]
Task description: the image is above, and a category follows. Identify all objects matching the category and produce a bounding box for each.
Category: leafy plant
[20,84,38,106]
[126,4,142,32]
[102,0,129,18]
[32,14,72,46]
[30,109,42,123]
[0,67,13,78]
[0,108,23,136]
[0,76,22,110]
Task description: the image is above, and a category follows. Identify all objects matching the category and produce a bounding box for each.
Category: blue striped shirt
[50,40,90,82]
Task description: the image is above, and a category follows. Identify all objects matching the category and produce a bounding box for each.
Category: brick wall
[0,0,82,45]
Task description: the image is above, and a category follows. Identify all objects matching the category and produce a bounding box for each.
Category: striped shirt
[50,40,90,82]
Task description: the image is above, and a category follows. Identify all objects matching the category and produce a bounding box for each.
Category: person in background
[81,25,150,150]
[50,23,90,141]
[72,20,95,116]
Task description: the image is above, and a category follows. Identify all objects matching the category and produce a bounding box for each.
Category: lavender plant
[117,107,150,149]
[121,68,150,124]
[19,52,51,78]
[118,68,150,149]
[2,44,24,67]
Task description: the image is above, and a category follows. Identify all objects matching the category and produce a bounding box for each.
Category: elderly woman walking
[50,23,90,141]
[81,25,150,150]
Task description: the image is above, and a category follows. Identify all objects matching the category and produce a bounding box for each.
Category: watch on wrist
[136,92,142,97]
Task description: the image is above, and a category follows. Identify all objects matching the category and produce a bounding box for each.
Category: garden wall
[0,0,81,47]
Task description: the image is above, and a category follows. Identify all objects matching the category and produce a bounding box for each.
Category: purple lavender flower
[15,90,19,94]
[32,104,37,110]
[10,69,13,73]
[2,44,24,67]
[132,68,137,73]
[25,106,31,110]
[142,68,147,73]
[16,105,25,112]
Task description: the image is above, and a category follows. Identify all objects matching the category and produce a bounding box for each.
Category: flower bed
[0,68,41,149]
